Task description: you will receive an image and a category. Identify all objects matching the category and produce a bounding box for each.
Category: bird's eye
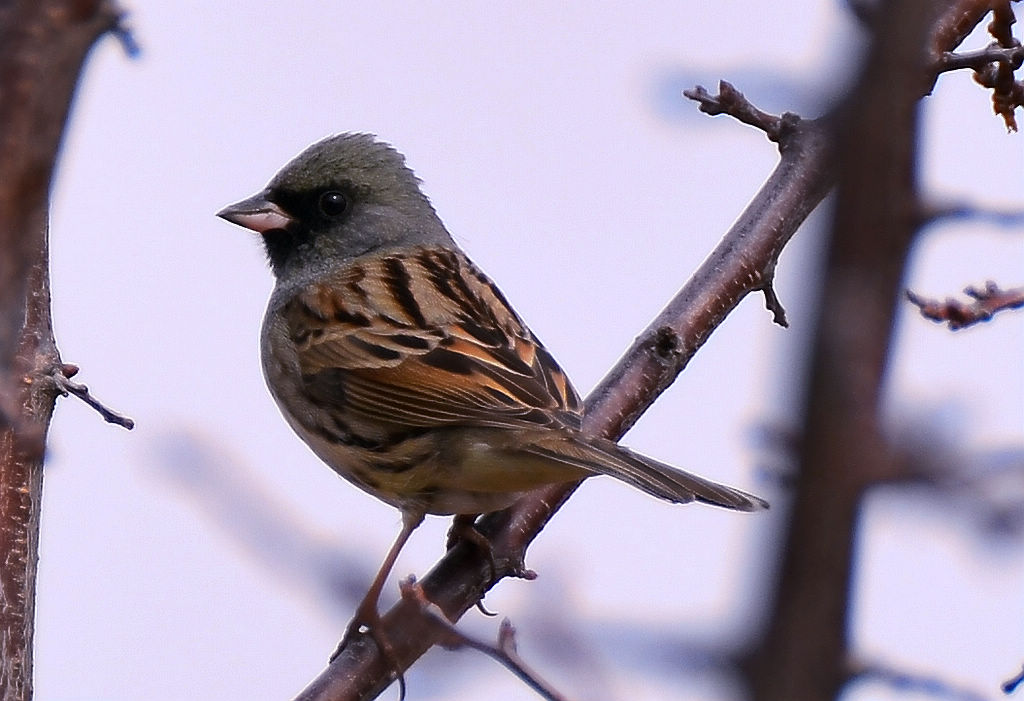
[318,191,348,217]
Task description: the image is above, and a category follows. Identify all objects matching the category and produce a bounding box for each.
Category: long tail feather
[523,435,768,511]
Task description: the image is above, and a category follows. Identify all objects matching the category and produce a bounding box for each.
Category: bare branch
[683,81,800,143]
[51,365,134,430]
[906,281,1024,330]
[972,62,1024,131]
[937,44,1024,73]
[851,661,991,701]
[1004,663,1024,694]
[399,578,570,701]
[109,15,141,58]
[759,270,789,328]
[928,0,1002,65]
[989,0,1017,51]
[920,200,1024,227]
[980,0,1022,130]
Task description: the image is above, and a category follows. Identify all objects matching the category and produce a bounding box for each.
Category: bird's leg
[333,509,424,698]
[445,512,536,581]
[343,509,423,643]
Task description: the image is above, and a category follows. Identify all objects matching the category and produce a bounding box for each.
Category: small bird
[218,133,767,663]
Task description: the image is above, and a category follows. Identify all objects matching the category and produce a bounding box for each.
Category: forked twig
[683,80,801,143]
[906,281,1024,330]
[399,578,570,701]
[936,44,1024,73]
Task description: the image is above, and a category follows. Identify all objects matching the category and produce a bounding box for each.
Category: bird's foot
[331,598,408,700]
[446,513,499,580]
[446,514,502,617]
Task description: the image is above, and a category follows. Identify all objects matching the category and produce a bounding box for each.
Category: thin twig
[906,281,1024,330]
[110,12,141,59]
[1003,663,1024,694]
[52,365,134,429]
[989,0,1017,51]
[759,266,789,327]
[851,661,991,701]
[399,578,570,701]
[683,81,801,143]
[930,1,1023,130]
[983,0,1021,130]
[937,44,1024,73]
[920,200,1024,227]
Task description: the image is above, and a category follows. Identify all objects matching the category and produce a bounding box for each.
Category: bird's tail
[522,434,768,511]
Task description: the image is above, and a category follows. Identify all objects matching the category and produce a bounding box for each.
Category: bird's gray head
[218,133,453,278]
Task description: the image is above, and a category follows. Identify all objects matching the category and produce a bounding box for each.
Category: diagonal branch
[1004,663,1024,694]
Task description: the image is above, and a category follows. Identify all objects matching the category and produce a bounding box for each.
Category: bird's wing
[282,247,583,431]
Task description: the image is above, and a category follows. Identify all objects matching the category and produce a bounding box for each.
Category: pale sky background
[35,3,1023,700]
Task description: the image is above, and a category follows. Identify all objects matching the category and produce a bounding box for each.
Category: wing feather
[282,247,582,433]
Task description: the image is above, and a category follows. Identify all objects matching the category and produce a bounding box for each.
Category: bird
[217,132,768,673]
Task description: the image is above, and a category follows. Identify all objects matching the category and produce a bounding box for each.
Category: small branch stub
[683,81,800,144]
[1003,663,1024,694]
[110,14,141,58]
[52,365,134,429]
[761,276,790,328]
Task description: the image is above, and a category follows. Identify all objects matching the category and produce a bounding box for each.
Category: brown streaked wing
[284,247,583,431]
